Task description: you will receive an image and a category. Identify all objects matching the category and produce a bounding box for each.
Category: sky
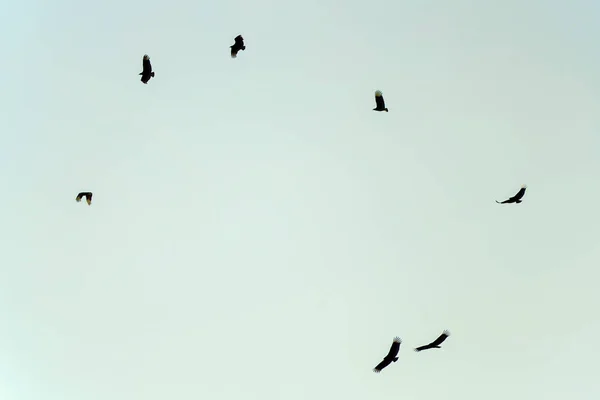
[1,0,600,399]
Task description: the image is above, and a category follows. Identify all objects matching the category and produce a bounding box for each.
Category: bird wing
[512,187,526,200]
[142,56,152,73]
[375,92,385,109]
[373,359,392,373]
[231,47,238,58]
[384,337,401,359]
[76,193,84,202]
[429,330,450,346]
[234,35,244,46]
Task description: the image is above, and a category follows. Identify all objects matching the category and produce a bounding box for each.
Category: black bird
[496,185,527,204]
[139,54,155,84]
[373,337,402,373]
[373,90,388,112]
[230,35,246,58]
[76,192,93,206]
[414,330,450,352]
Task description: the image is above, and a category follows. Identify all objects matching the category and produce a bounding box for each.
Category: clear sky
[1,0,599,399]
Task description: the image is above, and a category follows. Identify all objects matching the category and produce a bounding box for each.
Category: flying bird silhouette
[373,337,401,373]
[496,185,527,204]
[76,192,93,205]
[139,54,155,84]
[230,35,246,58]
[414,330,450,352]
[373,90,388,112]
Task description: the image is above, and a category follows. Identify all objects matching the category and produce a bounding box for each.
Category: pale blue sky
[1,0,600,399]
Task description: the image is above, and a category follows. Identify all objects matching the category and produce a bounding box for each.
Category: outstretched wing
[85,193,93,205]
[511,185,527,200]
[76,192,84,202]
[414,345,429,352]
[429,330,450,347]
[373,358,392,373]
[142,55,152,73]
[234,35,244,46]
[375,90,385,109]
[384,336,401,359]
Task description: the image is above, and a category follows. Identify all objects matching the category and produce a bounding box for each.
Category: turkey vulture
[230,35,246,58]
[496,185,527,204]
[76,192,93,205]
[373,90,388,112]
[373,337,402,373]
[414,330,450,352]
[139,54,155,84]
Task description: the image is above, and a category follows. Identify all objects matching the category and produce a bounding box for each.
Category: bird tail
[151,72,155,77]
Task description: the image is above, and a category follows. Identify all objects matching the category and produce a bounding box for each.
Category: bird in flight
[139,54,155,84]
[230,35,246,58]
[373,90,388,112]
[496,185,527,204]
[76,192,93,205]
[373,337,402,373]
[414,330,450,352]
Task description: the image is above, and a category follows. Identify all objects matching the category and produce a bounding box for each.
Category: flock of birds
[77,33,529,207]
[73,34,529,376]
[373,330,451,373]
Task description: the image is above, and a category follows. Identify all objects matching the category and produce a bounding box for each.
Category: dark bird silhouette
[230,35,246,58]
[373,90,388,112]
[496,185,527,204]
[139,54,155,84]
[373,337,402,373]
[414,330,450,352]
[76,192,93,205]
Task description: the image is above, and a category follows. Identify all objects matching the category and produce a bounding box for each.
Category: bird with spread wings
[373,337,402,373]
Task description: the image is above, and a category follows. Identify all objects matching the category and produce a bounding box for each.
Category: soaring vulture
[414,330,450,352]
[230,35,246,58]
[496,185,527,204]
[373,337,402,373]
[373,90,388,112]
[76,192,93,205]
[139,54,155,84]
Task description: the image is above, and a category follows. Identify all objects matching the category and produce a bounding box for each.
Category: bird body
[373,90,388,112]
[414,330,450,352]
[230,35,246,58]
[76,192,93,205]
[139,54,155,84]
[496,185,527,204]
[373,337,402,373]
